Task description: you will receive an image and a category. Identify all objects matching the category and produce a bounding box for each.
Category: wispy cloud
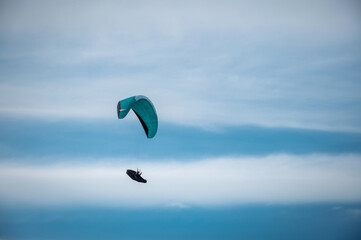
[0,0,360,132]
[1,154,360,207]
[1,0,360,40]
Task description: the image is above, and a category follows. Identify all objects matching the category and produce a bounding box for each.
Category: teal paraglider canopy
[117,95,158,138]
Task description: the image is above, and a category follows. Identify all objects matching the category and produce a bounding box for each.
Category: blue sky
[1,0,361,239]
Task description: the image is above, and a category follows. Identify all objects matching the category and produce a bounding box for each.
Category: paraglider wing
[126,169,147,183]
[117,95,158,138]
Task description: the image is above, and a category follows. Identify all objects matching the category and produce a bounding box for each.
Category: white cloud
[1,0,359,41]
[0,154,361,207]
[0,0,360,132]
[1,69,360,132]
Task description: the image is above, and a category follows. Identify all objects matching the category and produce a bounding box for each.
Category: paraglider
[117,95,157,183]
[126,169,147,183]
[117,95,158,138]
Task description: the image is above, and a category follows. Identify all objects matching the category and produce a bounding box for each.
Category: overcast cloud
[1,154,360,207]
[0,0,360,131]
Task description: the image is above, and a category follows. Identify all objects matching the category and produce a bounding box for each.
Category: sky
[0,0,361,239]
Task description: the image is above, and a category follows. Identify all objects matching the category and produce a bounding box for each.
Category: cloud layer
[1,0,360,39]
[1,154,360,207]
[0,0,361,131]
